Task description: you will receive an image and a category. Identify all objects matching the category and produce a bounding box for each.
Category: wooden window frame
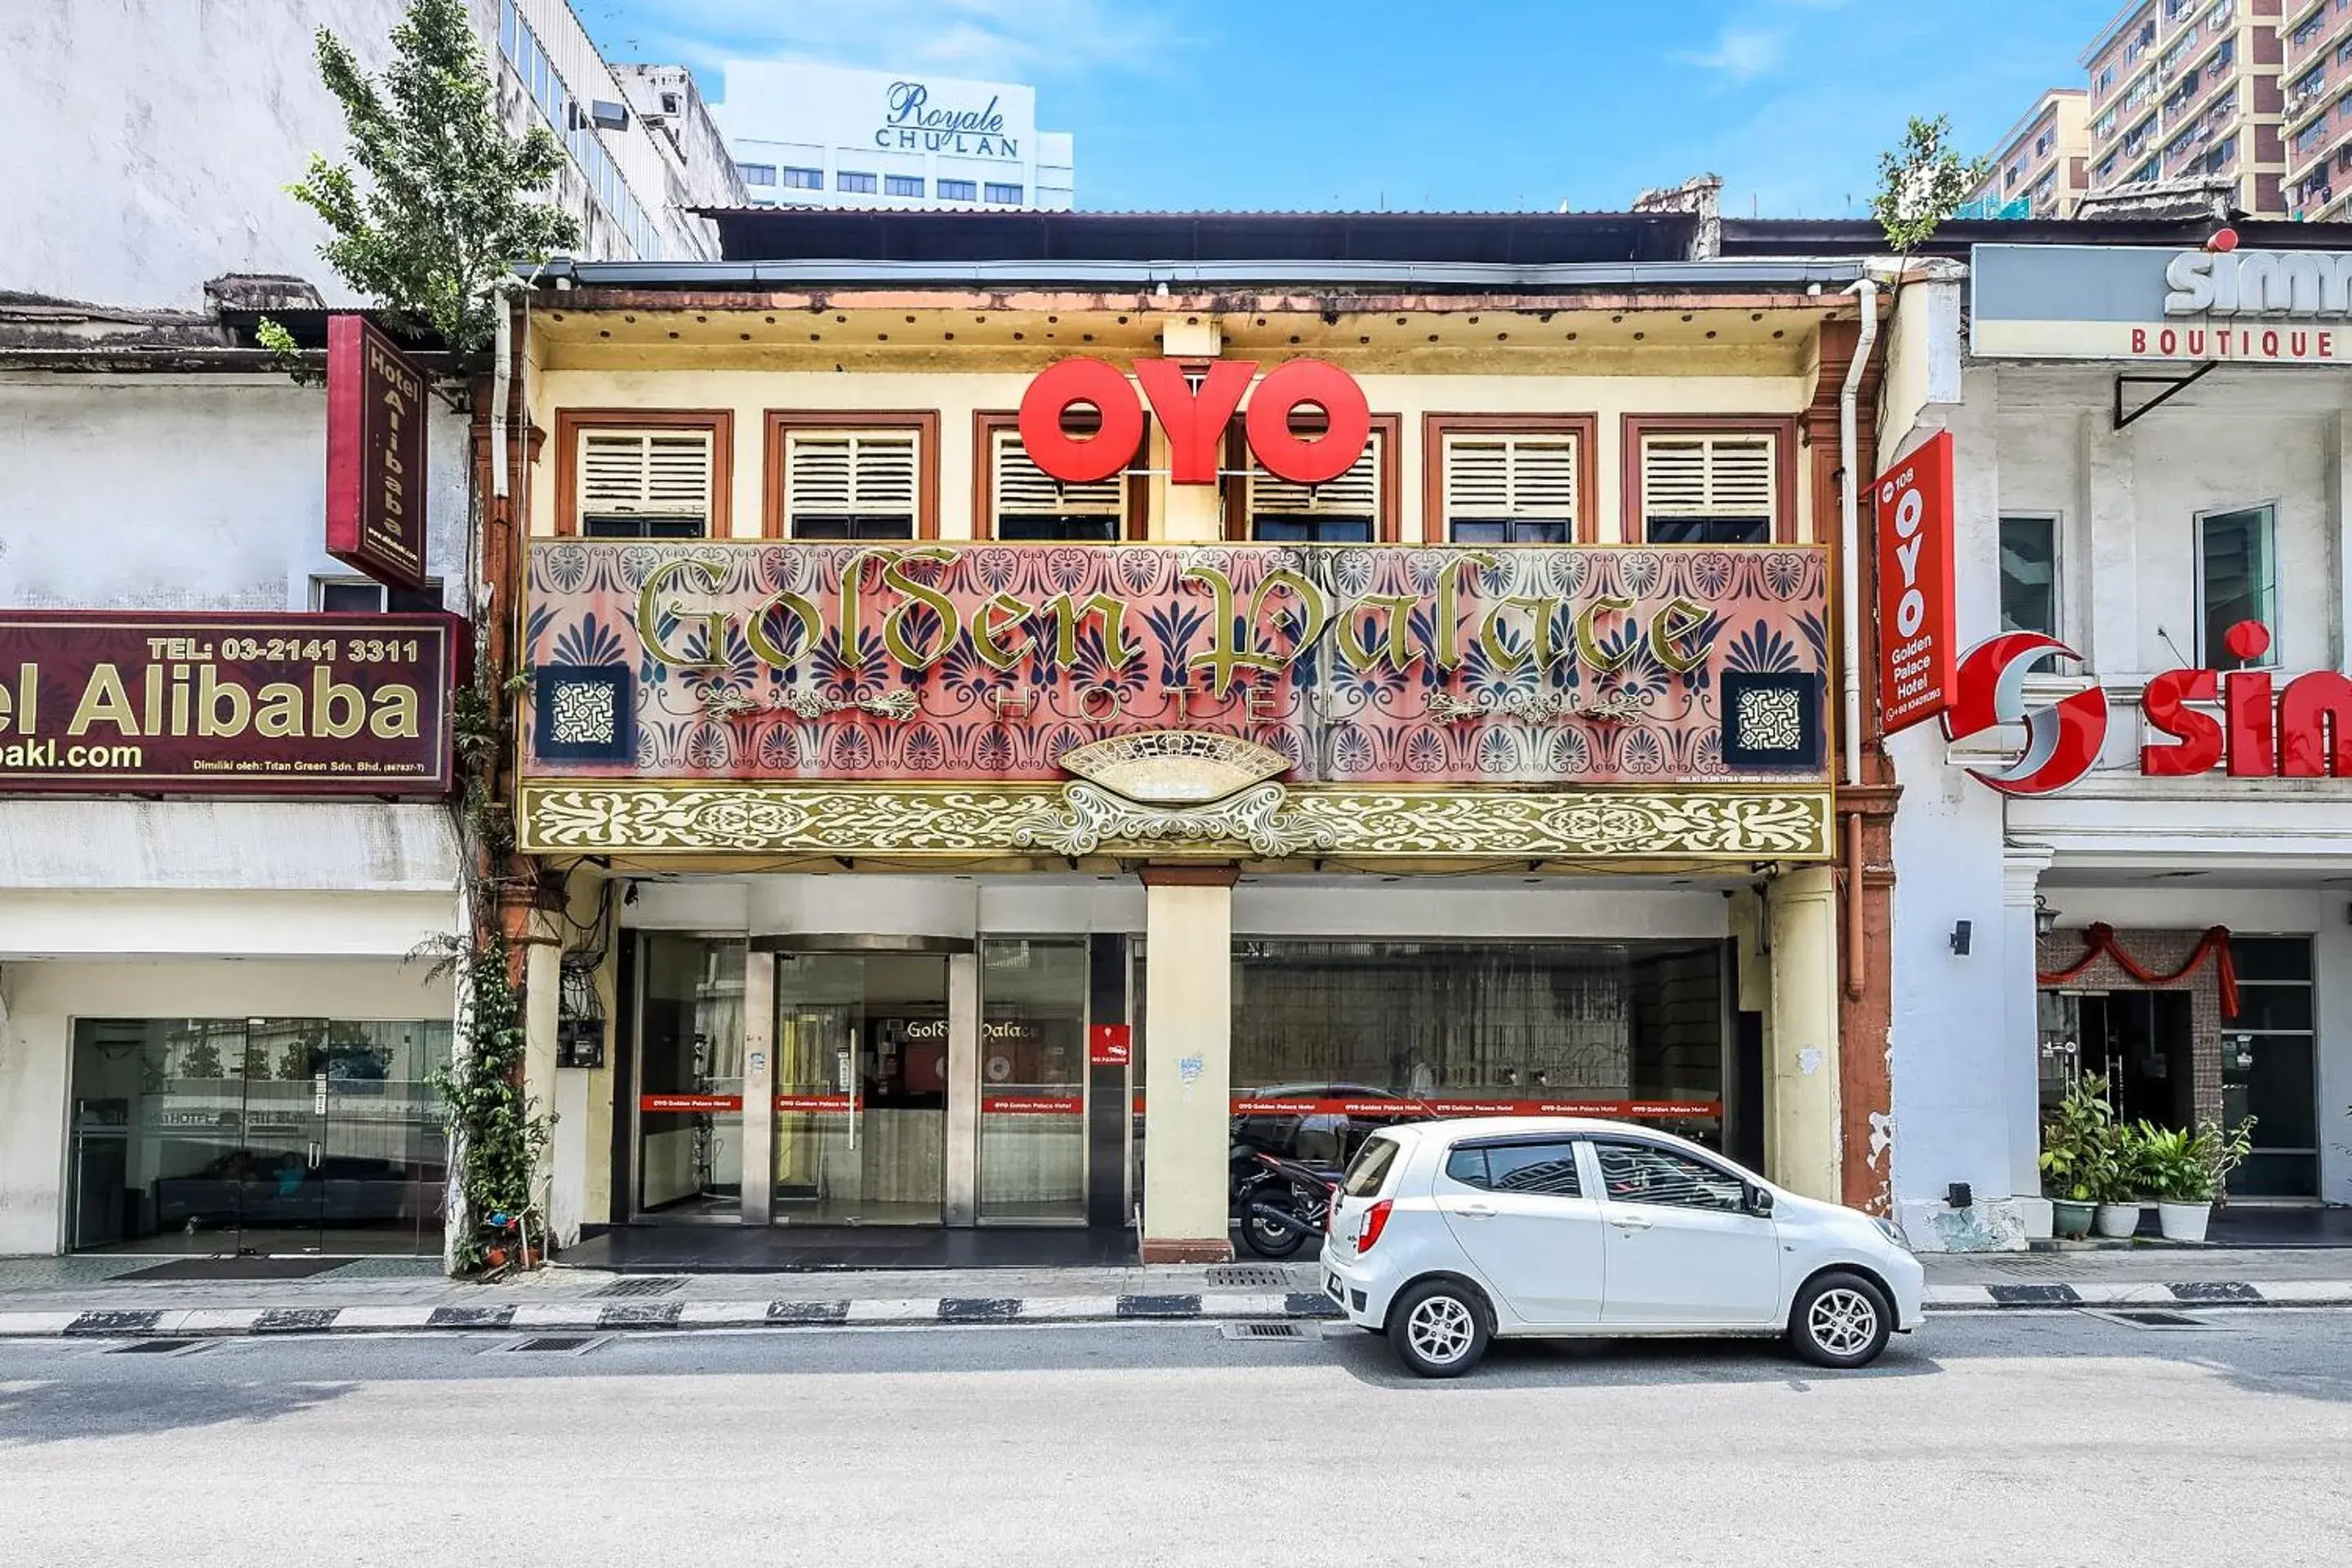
[555,408,733,538]
[1421,413,1600,545]
[1219,412,1403,543]
[1620,414,1801,546]
[763,410,941,540]
[970,411,1147,541]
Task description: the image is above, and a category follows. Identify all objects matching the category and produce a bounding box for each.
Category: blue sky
[579,0,2120,216]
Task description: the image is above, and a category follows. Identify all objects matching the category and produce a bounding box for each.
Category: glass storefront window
[635,936,746,1217]
[978,940,1088,1223]
[68,1016,450,1255]
[1229,941,1727,1166]
[2223,936,2318,1199]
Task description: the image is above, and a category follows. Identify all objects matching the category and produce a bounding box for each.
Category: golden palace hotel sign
[516,541,1834,861]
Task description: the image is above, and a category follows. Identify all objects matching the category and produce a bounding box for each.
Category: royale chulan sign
[1020,357,1370,485]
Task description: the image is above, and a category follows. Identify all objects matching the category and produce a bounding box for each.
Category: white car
[1320,1118,1924,1378]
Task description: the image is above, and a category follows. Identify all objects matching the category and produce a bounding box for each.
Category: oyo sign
[1873,431,1955,736]
[1947,621,2352,795]
[1019,357,1370,486]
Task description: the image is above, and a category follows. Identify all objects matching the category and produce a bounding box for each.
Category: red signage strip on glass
[775,1094,859,1114]
[1873,430,1956,736]
[325,315,432,593]
[0,612,460,795]
[639,1093,744,1113]
[981,1095,1085,1116]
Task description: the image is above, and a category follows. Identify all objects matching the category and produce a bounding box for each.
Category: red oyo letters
[1018,357,1372,486]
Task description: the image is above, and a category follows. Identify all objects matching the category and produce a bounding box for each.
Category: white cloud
[593,0,1178,87]
[1676,26,1785,82]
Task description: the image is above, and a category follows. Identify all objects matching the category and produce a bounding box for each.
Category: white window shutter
[578,429,713,519]
[1248,430,1382,518]
[1444,434,1577,520]
[786,430,920,523]
[1642,433,1775,519]
[993,430,1122,520]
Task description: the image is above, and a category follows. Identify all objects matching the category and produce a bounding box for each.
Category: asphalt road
[5,1310,2350,1567]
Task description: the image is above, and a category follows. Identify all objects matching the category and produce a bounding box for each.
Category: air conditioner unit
[591,100,630,131]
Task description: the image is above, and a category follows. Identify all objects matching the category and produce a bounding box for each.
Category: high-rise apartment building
[716,62,1076,212]
[1963,90,2091,217]
[2281,0,2352,218]
[1976,2,2295,220]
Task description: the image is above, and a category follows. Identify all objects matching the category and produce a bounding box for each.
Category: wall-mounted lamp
[2034,895,2059,938]
[1949,920,1973,956]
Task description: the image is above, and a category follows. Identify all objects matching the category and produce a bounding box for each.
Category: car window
[1592,1141,1744,1212]
[1342,1134,1401,1197]
[1443,1140,1580,1196]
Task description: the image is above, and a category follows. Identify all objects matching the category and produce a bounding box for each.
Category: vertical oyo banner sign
[1873,430,1956,735]
[325,314,430,593]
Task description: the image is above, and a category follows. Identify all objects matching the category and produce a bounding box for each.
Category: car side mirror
[1746,1185,1775,1217]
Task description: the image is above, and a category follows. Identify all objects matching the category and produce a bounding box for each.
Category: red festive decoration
[2038,923,2240,1018]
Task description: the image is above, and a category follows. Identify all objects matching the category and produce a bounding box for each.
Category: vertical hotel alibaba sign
[325,315,430,593]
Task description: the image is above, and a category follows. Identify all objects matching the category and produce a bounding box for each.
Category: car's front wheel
[1387,1279,1490,1378]
[1787,1270,1894,1369]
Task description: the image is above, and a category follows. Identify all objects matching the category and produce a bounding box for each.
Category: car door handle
[1609,1212,1654,1231]
[1456,1203,1498,1218]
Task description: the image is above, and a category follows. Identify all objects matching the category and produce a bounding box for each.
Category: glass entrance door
[773,953,947,1224]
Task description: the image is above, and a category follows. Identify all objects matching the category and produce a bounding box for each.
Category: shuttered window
[1246,430,1382,544]
[1444,434,1578,545]
[1639,432,1776,545]
[991,429,1120,541]
[577,428,715,539]
[785,430,920,540]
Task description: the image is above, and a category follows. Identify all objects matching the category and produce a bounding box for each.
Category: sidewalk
[2,1245,2350,1339]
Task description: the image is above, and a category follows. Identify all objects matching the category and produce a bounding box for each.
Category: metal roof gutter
[531,256,1870,292]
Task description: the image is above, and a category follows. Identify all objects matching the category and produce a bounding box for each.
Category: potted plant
[2092,1118,2145,1238]
[2143,1116,2256,1242]
[2038,1076,2116,1240]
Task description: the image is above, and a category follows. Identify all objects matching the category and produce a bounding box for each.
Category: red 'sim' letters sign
[326,314,430,593]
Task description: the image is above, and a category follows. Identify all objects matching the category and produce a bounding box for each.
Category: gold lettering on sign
[636,556,730,668]
[1649,595,1712,673]
[971,591,1036,670]
[1334,594,1418,672]
[880,547,961,668]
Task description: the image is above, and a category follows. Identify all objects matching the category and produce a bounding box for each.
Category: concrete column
[2080,411,2140,675]
[944,951,980,1227]
[522,911,561,1241]
[1140,866,1235,1262]
[2002,848,2056,1236]
[739,951,775,1226]
[2330,410,2351,671]
[1765,866,1842,1204]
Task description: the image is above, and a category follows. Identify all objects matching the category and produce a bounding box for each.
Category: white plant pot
[2093,1202,2142,1238]
[2157,1200,2212,1242]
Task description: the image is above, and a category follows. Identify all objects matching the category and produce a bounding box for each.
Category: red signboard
[326,314,431,593]
[1873,430,1956,736]
[0,612,459,795]
[1088,1023,1132,1067]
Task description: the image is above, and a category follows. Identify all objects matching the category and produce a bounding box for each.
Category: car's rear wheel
[1387,1279,1490,1378]
[1787,1270,1894,1369]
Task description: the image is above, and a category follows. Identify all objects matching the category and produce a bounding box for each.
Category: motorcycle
[1232,1147,1342,1259]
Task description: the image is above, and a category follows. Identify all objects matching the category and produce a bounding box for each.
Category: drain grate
[2082,1309,2225,1330]
[1206,1264,1289,1289]
[108,1339,207,1356]
[591,1276,684,1299]
[501,1335,603,1354]
[1218,1321,1309,1341]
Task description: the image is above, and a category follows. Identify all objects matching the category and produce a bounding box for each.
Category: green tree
[1872,115,1992,254]
[259,0,579,364]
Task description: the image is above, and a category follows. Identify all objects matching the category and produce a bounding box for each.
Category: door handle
[1609,1211,1653,1231]
[1457,1203,1498,1218]
[307,1141,322,1170]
